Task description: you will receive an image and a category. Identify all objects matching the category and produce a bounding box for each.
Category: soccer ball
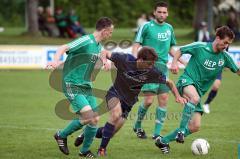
[191,138,210,155]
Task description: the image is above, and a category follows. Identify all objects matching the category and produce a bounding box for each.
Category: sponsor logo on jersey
[182,79,186,83]
[203,59,217,70]
[218,59,224,66]
[203,59,225,70]
[157,30,171,41]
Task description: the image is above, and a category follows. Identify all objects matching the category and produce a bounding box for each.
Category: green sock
[161,128,179,143]
[59,119,83,138]
[161,127,192,144]
[153,107,166,136]
[184,126,192,137]
[134,103,148,129]
[179,102,195,132]
[80,124,97,153]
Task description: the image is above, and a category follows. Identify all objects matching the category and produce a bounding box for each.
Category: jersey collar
[209,42,223,54]
[152,20,165,26]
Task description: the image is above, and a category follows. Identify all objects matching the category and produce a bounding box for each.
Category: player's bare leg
[203,79,221,114]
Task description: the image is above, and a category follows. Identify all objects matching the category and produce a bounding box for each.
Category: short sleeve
[134,22,148,44]
[180,42,204,56]
[170,27,177,46]
[67,35,91,53]
[224,53,239,73]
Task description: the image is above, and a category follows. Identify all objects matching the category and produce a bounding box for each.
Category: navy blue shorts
[106,87,133,119]
[216,72,222,80]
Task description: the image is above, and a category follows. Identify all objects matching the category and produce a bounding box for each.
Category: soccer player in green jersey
[155,26,240,154]
[47,17,114,158]
[132,1,185,139]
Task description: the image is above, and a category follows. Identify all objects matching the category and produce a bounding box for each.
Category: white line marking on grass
[207,138,240,144]
[0,125,57,131]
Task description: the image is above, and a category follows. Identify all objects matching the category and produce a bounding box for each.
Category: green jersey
[180,42,239,95]
[63,34,102,87]
[55,13,68,27]
[135,20,176,64]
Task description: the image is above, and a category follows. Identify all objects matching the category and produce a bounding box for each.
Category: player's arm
[100,50,112,62]
[170,49,182,74]
[100,50,112,71]
[132,23,146,58]
[224,52,240,76]
[169,47,187,66]
[132,43,142,58]
[46,44,68,69]
[166,79,187,104]
[168,27,187,66]
[148,69,186,104]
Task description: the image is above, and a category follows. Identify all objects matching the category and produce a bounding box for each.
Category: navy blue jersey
[108,52,166,106]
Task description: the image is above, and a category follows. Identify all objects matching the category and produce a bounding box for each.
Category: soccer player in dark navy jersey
[74,46,187,156]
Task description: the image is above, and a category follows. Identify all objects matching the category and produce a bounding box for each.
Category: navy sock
[95,127,104,138]
[205,90,217,104]
[100,122,115,149]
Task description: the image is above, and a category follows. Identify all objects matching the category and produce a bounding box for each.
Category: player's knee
[111,113,121,124]
[143,94,154,107]
[144,102,152,107]
[144,98,153,107]
[213,83,221,90]
[159,94,169,101]
[90,116,99,125]
[190,96,200,105]
[158,95,168,106]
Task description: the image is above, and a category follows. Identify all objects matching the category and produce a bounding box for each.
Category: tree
[26,0,39,36]
[193,0,208,31]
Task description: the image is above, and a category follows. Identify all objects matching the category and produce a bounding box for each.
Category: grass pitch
[0,70,239,159]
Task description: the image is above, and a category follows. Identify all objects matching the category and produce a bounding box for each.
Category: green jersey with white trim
[63,34,102,87]
[180,42,239,95]
[135,20,176,64]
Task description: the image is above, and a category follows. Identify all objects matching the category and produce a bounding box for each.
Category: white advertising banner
[0,45,239,69]
[0,45,46,69]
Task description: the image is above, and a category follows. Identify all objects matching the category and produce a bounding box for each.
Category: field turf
[0,70,239,159]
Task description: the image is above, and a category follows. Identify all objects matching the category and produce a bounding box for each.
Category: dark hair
[216,26,235,40]
[137,46,158,62]
[96,17,113,31]
[154,1,168,10]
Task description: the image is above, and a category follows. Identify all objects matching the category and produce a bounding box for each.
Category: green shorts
[63,82,97,113]
[176,74,203,114]
[141,63,169,94]
[141,83,170,94]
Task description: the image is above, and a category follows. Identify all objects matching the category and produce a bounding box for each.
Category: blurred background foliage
[0,0,194,28]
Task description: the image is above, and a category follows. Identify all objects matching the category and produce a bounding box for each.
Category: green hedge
[0,0,194,28]
[54,0,194,28]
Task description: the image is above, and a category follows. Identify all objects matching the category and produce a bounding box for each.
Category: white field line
[0,124,57,131]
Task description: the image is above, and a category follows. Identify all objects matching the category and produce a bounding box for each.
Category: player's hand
[46,61,61,69]
[103,60,111,71]
[170,62,179,74]
[175,96,187,105]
